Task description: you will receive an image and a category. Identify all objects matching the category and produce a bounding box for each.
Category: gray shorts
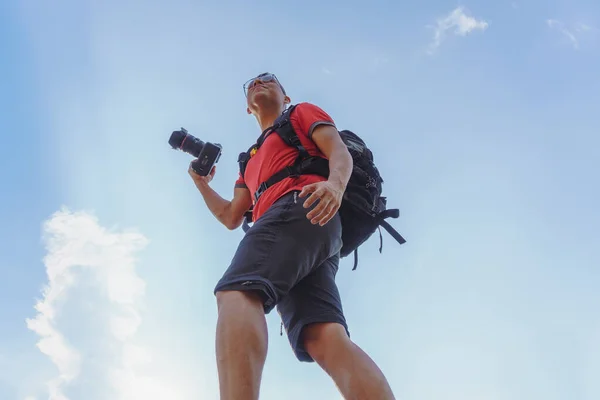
[214,190,350,362]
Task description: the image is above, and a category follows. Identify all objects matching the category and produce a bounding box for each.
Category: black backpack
[238,104,406,269]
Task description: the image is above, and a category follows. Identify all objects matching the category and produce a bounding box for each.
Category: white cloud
[25,208,189,399]
[576,23,593,32]
[427,6,489,54]
[547,19,597,49]
[547,19,579,49]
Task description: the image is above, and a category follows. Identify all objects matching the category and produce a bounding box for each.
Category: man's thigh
[277,254,350,363]
[214,190,343,313]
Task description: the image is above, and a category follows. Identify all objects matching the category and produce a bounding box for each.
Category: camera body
[169,127,222,176]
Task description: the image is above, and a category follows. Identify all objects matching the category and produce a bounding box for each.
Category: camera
[169,127,222,176]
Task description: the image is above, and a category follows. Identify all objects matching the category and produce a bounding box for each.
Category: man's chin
[252,93,278,107]
[252,89,270,99]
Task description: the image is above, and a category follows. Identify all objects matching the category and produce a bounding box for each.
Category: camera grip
[190,158,210,176]
[191,142,222,176]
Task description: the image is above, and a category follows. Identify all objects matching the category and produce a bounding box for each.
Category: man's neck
[255,106,284,132]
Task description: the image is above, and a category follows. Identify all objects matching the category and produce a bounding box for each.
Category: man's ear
[247,106,252,115]
[284,95,291,106]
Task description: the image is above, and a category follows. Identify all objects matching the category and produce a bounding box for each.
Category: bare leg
[303,322,395,400]
[215,290,268,400]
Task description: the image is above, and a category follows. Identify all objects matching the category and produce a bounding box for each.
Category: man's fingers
[306,197,327,220]
[303,187,324,209]
[306,196,330,223]
[299,183,317,199]
[300,183,343,224]
[318,204,338,226]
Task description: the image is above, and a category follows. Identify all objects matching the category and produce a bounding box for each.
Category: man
[188,72,395,400]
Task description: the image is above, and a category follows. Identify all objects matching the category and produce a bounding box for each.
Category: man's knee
[302,322,350,364]
[216,290,264,314]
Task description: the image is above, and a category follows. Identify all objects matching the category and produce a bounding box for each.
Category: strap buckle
[254,182,269,202]
[286,165,300,178]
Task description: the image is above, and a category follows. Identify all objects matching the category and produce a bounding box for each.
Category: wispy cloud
[427,6,489,54]
[547,19,597,49]
[24,208,188,399]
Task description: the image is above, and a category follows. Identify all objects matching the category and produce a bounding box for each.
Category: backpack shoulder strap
[272,104,328,176]
[238,105,299,180]
[271,105,308,155]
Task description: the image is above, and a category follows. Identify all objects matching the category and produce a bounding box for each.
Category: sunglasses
[243,72,286,97]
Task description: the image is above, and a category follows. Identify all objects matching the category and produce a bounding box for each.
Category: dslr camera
[169,127,222,176]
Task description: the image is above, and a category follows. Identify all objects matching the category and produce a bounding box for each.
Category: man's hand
[189,162,216,188]
[299,180,344,226]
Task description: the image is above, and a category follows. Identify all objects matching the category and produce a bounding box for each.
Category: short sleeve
[292,102,336,139]
[234,172,247,189]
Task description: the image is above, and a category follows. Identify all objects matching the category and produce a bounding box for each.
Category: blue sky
[1,0,599,399]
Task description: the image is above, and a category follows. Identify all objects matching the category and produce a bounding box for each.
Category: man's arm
[311,124,353,190]
[189,166,253,230]
[299,124,353,225]
[195,183,252,230]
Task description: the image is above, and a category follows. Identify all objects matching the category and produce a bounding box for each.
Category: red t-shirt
[235,102,335,222]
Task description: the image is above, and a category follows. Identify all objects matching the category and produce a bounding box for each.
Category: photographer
[188,72,395,400]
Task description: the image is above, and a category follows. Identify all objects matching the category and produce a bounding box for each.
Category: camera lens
[168,129,204,158]
[168,130,187,149]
